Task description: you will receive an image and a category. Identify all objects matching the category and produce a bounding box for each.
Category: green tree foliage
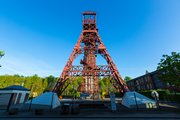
[0,74,122,97]
[0,50,5,57]
[44,75,58,91]
[63,77,83,98]
[124,76,132,82]
[0,74,57,97]
[98,77,117,95]
[157,52,180,88]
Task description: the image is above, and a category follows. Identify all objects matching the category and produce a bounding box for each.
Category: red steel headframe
[53,11,129,97]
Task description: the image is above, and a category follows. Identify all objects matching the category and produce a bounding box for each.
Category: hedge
[138,89,169,100]
[138,89,180,103]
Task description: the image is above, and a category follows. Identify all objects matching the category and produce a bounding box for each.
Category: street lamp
[0,50,5,67]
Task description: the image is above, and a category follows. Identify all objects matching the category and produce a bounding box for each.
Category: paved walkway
[0,101,179,120]
[0,109,180,120]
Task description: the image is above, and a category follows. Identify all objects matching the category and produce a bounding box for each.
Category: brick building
[126,71,167,91]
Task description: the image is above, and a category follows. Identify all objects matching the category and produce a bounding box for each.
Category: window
[11,93,17,104]
[16,93,22,104]
[24,93,29,103]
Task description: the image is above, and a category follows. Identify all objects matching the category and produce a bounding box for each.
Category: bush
[115,92,124,97]
[138,89,169,100]
[165,94,180,103]
[138,89,180,103]
[62,95,74,99]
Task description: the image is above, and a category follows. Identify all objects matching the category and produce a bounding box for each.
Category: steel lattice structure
[53,12,129,97]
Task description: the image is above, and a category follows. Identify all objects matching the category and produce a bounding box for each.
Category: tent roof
[0,85,30,91]
[26,92,60,109]
[122,91,156,108]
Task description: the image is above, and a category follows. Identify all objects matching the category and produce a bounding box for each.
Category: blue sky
[0,0,180,78]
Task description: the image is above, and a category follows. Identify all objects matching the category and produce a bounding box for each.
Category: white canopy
[26,92,60,109]
[122,91,157,109]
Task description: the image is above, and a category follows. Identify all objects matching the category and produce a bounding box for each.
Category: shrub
[115,92,124,97]
[138,89,169,100]
[165,94,180,103]
[138,89,180,103]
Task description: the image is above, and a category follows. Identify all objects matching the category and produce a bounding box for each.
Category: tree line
[0,74,57,97]
[0,74,118,97]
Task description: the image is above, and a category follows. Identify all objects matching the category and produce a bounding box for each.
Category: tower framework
[53,12,129,97]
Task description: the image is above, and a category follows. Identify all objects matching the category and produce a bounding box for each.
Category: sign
[110,92,116,111]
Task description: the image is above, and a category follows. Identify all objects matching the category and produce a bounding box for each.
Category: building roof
[0,85,30,91]
[126,70,158,83]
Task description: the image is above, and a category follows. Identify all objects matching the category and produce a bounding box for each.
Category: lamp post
[151,90,160,109]
[0,50,5,67]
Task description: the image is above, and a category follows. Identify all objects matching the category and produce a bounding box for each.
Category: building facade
[0,85,30,110]
[126,71,167,91]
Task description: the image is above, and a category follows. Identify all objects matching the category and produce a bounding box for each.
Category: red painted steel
[53,12,129,97]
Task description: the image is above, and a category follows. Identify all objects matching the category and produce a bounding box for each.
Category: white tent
[25,92,60,109]
[122,91,157,109]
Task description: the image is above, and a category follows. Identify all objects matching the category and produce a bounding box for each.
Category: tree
[44,75,57,91]
[0,50,5,57]
[98,77,117,95]
[124,76,132,82]
[157,52,180,88]
[63,77,83,97]
[0,74,55,97]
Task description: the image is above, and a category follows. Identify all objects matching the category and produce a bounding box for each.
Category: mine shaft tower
[53,12,129,97]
